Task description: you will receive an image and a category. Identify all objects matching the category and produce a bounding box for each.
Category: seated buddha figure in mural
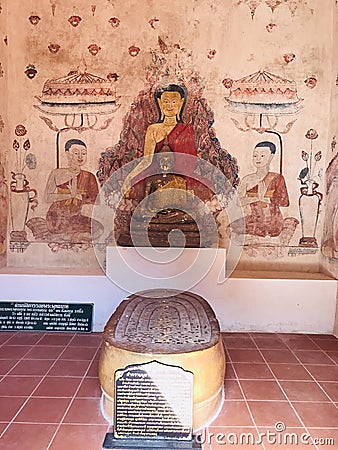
[44,139,103,243]
[230,141,290,240]
[123,83,198,198]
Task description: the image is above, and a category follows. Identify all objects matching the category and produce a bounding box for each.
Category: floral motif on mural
[0,63,3,77]
[0,162,8,257]
[91,5,96,16]
[9,125,38,252]
[128,45,140,57]
[68,15,82,27]
[28,15,41,25]
[108,17,120,28]
[24,64,37,79]
[236,0,313,19]
[88,43,101,56]
[0,115,4,132]
[304,76,317,89]
[50,1,56,16]
[207,49,217,59]
[283,52,296,64]
[149,17,159,29]
[48,43,60,54]
[298,129,323,248]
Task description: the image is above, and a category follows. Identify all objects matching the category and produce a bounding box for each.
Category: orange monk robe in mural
[46,170,100,239]
[232,172,289,237]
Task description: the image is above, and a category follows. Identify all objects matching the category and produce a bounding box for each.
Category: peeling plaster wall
[0,0,337,274]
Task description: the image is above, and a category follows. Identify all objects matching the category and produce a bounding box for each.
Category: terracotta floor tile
[304,364,338,381]
[227,349,265,363]
[0,359,18,375]
[0,333,13,345]
[240,380,286,401]
[0,397,26,421]
[69,334,102,347]
[268,363,312,381]
[293,350,335,365]
[224,379,243,400]
[14,397,71,423]
[234,362,274,379]
[222,336,256,349]
[8,359,54,376]
[209,401,254,427]
[0,345,31,359]
[63,398,107,424]
[308,334,337,340]
[279,381,331,402]
[0,422,9,435]
[37,334,73,346]
[47,359,90,377]
[23,346,64,360]
[325,351,338,364]
[247,401,302,427]
[33,376,81,397]
[224,362,236,379]
[60,346,97,360]
[0,423,57,450]
[281,335,322,350]
[318,382,338,402]
[252,336,288,350]
[260,349,299,364]
[0,375,42,396]
[313,340,338,351]
[291,402,338,428]
[76,377,102,398]
[49,424,108,450]
[6,333,43,346]
[86,359,100,377]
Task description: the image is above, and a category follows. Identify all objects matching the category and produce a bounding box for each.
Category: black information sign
[114,361,193,440]
[0,302,93,332]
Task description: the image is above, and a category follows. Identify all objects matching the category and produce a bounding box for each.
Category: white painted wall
[0,247,336,334]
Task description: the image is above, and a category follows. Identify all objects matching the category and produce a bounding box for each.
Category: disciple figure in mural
[230,141,291,240]
[44,139,103,242]
[122,83,198,197]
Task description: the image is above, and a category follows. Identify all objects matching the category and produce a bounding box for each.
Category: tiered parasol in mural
[35,64,120,167]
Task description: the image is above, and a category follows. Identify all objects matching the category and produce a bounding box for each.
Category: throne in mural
[98,77,239,247]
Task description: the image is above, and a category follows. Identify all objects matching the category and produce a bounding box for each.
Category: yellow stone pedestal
[99,289,226,430]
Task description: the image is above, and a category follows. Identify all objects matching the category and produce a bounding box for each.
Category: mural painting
[0,161,8,260]
[223,69,302,257]
[297,129,323,247]
[0,0,335,273]
[322,151,338,259]
[98,67,239,248]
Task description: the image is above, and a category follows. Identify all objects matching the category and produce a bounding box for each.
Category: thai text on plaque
[114,360,193,440]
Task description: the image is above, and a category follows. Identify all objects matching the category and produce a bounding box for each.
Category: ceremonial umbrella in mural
[34,68,120,167]
[224,70,303,173]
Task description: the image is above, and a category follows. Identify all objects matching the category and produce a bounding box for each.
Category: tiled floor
[0,331,337,450]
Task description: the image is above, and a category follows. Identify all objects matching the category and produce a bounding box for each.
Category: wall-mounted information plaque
[0,302,93,332]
